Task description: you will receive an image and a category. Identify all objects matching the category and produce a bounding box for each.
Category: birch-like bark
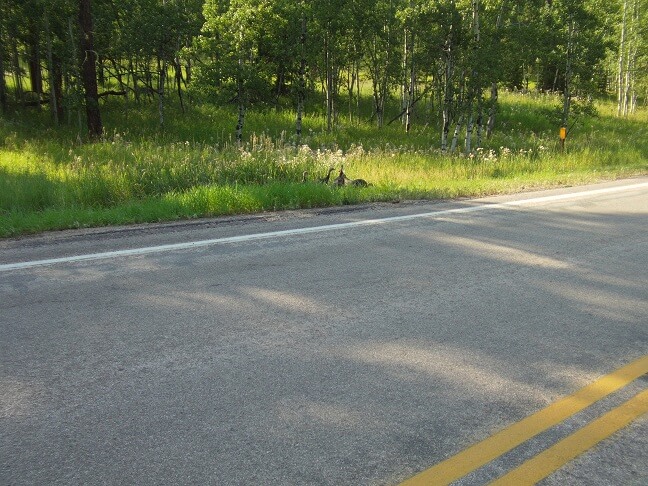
[450,115,463,153]
[441,21,456,151]
[466,0,480,153]
[356,56,361,120]
[325,28,333,132]
[441,49,453,152]
[401,30,408,124]
[628,0,638,115]
[369,37,383,128]
[402,18,415,133]
[617,0,628,116]
[451,76,466,155]
[405,32,415,133]
[561,18,575,129]
[625,0,639,115]
[441,101,450,151]
[401,0,415,131]
[296,12,306,142]
[622,56,631,116]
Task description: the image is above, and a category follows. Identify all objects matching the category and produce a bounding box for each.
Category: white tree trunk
[441,27,454,152]
[325,30,333,132]
[450,115,463,153]
[296,12,306,142]
[626,0,640,115]
[465,112,474,154]
[617,0,628,117]
[405,38,415,133]
[561,19,575,128]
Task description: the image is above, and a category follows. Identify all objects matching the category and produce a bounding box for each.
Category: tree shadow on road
[2,200,647,484]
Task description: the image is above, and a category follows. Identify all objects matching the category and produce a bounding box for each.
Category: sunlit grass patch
[0,92,646,237]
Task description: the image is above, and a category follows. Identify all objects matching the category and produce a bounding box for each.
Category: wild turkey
[350,178,369,187]
[318,167,335,184]
[333,166,348,187]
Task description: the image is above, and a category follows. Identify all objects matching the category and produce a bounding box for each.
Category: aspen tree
[296,1,307,142]
[366,0,400,128]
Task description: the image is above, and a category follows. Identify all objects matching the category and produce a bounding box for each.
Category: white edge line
[2,181,647,272]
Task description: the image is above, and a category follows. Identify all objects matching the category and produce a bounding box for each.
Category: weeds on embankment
[1,91,647,237]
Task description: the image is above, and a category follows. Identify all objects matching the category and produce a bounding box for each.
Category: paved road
[1,178,647,485]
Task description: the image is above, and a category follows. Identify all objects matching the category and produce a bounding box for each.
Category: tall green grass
[1,90,647,237]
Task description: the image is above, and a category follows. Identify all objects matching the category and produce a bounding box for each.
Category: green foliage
[2,0,647,139]
[1,91,646,237]
[1,0,647,236]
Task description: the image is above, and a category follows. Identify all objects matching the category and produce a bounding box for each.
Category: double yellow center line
[401,355,648,485]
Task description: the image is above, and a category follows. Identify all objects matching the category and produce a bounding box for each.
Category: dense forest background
[0,0,646,148]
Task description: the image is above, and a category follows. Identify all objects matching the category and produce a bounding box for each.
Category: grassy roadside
[1,91,647,238]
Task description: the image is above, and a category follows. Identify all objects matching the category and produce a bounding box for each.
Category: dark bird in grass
[333,166,371,187]
[333,166,348,187]
[350,178,370,187]
[318,167,335,184]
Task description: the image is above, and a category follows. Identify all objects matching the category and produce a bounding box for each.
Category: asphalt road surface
[1,177,647,485]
